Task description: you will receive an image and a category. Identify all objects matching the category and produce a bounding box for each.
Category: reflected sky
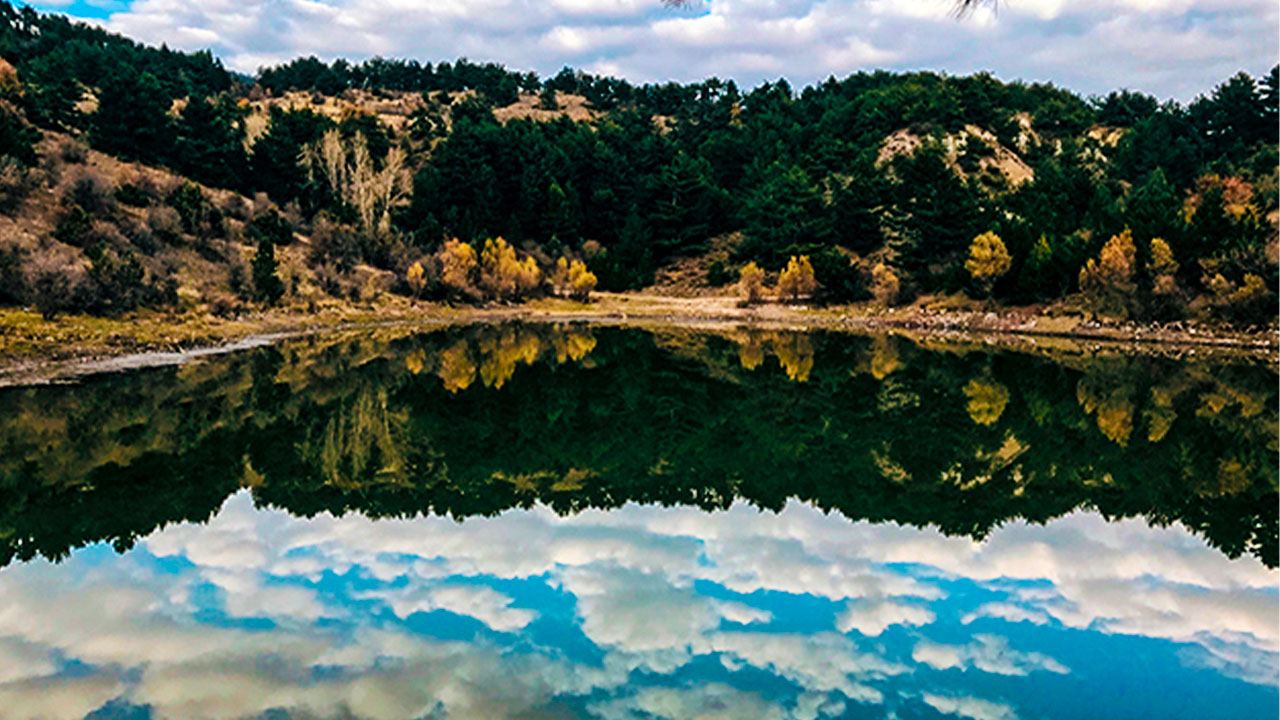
[0,492,1273,720]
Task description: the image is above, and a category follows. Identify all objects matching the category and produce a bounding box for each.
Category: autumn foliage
[737,262,766,304]
[1079,229,1137,318]
[776,255,818,301]
[965,231,1011,298]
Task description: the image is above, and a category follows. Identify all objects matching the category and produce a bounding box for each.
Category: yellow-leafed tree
[1078,229,1136,318]
[436,239,478,300]
[566,259,597,301]
[965,231,1011,298]
[737,262,765,304]
[777,255,819,301]
[406,260,426,301]
[871,263,900,307]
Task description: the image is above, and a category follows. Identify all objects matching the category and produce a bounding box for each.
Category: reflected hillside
[0,323,1275,568]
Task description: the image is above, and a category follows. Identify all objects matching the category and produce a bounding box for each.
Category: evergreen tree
[92,71,173,164]
[651,151,716,257]
[252,237,285,304]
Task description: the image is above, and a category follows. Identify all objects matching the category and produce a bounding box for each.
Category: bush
[436,238,479,302]
[58,138,88,164]
[251,238,285,304]
[965,231,1011,299]
[810,247,864,303]
[27,252,80,320]
[566,259,597,301]
[0,159,36,212]
[65,170,117,217]
[777,255,819,301]
[737,262,766,304]
[54,205,94,246]
[871,263,901,306]
[249,210,294,246]
[0,242,26,305]
[706,259,733,287]
[479,237,540,301]
[308,217,361,273]
[84,242,150,314]
[115,183,153,208]
[147,206,183,244]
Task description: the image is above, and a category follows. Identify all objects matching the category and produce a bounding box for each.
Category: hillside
[0,0,1276,338]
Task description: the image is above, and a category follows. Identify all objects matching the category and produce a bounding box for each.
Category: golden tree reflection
[964,377,1010,426]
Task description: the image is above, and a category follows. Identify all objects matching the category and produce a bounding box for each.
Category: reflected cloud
[0,491,1272,718]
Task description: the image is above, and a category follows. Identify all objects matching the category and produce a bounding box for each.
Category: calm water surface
[0,324,1275,720]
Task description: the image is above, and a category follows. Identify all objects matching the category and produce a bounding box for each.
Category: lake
[0,323,1275,720]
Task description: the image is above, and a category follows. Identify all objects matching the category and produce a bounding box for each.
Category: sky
[23,0,1279,102]
[0,492,1274,718]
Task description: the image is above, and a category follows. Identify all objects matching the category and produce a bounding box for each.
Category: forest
[0,0,1276,325]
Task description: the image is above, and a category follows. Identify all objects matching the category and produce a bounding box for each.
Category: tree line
[0,0,1276,324]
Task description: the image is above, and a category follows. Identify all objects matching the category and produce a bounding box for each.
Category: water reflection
[0,495,1273,719]
[0,323,1275,718]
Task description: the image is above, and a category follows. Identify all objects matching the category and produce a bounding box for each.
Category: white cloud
[912,634,1070,676]
[922,692,1018,720]
[836,599,935,636]
[27,0,1267,100]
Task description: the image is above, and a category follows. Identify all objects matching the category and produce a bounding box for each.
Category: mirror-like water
[0,324,1275,719]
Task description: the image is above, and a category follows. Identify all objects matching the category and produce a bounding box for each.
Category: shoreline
[1,293,1275,386]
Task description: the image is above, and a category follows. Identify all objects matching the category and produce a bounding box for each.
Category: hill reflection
[0,323,1275,568]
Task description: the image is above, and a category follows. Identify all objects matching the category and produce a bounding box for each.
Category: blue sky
[0,492,1274,718]
[25,0,1278,101]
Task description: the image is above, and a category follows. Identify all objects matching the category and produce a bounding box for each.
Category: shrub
[308,217,361,273]
[166,181,209,236]
[479,237,539,301]
[27,251,80,320]
[84,242,150,314]
[249,210,294,246]
[58,138,88,164]
[147,206,183,244]
[567,259,597,301]
[871,263,900,307]
[115,183,153,208]
[65,170,117,217]
[706,259,733,287]
[0,159,36,212]
[54,205,94,246]
[810,248,864,303]
[0,242,26,305]
[406,260,426,300]
[737,262,766,304]
[777,255,819,301]
[436,238,479,301]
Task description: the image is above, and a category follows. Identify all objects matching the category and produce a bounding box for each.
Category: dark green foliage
[705,259,732,287]
[115,183,152,208]
[810,247,865,302]
[740,162,832,268]
[250,210,294,246]
[539,85,558,111]
[172,95,248,190]
[0,242,25,304]
[83,241,150,314]
[0,101,38,166]
[54,205,93,246]
[250,108,333,204]
[91,71,174,164]
[1093,90,1160,127]
[650,152,716,257]
[887,143,983,286]
[166,181,209,236]
[252,237,285,304]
